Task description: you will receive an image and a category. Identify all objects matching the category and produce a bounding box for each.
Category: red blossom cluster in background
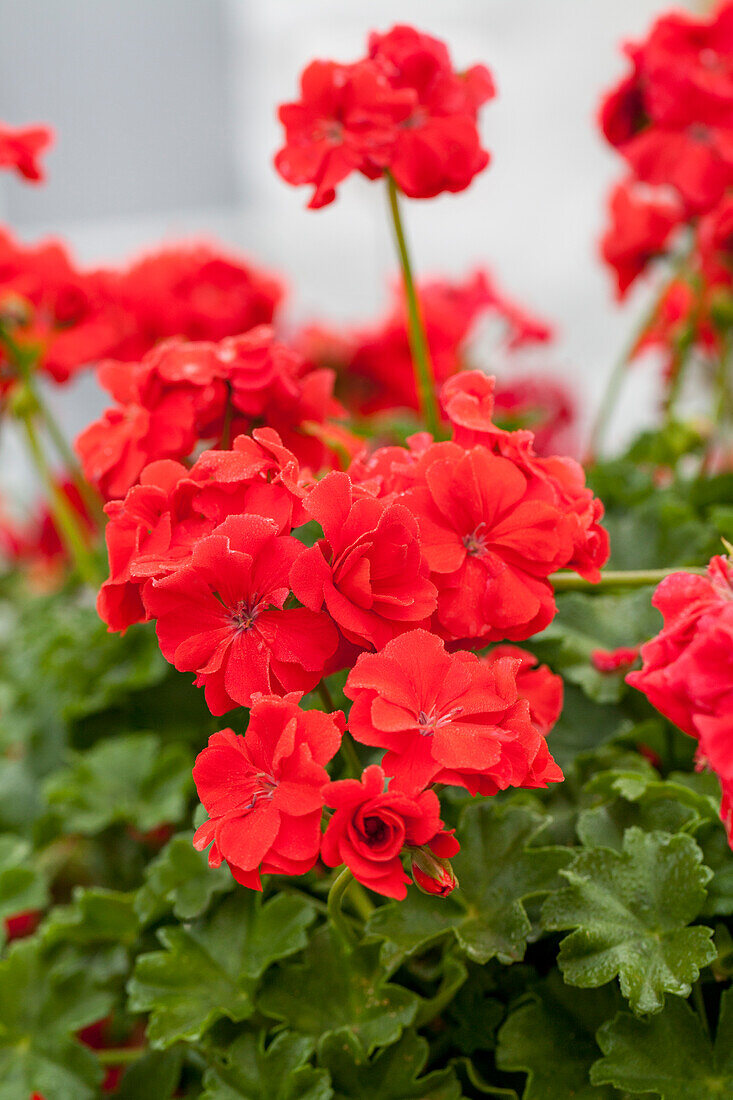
[628,554,733,840]
[599,1,733,370]
[0,121,53,183]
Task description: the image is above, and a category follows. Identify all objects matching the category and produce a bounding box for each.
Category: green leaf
[134,832,234,925]
[128,891,316,1048]
[0,937,109,1099]
[202,1032,332,1100]
[495,972,621,1099]
[591,987,733,1098]
[257,924,418,1057]
[0,833,48,942]
[44,732,193,834]
[532,590,660,703]
[694,821,733,917]
[542,828,716,1013]
[41,887,139,948]
[367,802,570,969]
[114,1049,184,1100]
[319,1028,461,1099]
[542,685,631,772]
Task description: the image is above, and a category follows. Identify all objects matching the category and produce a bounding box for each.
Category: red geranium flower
[627,555,733,737]
[193,695,344,889]
[482,644,563,736]
[400,440,573,643]
[0,122,53,182]
[345,629,562,794]
[289,470,436,650]
[601,179,682,298]
[144,513,338,713]
[368,25,494,198]
[321,763,448,898]
[275,59,415,209]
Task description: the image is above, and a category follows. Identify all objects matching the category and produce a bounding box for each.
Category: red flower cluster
[627,554,733,842]
[599,0,733,366]
[0,121,53,182]
[275,24,494,207]
[0,234,283,392]
[77,326,351,500]
[298,269,553,419]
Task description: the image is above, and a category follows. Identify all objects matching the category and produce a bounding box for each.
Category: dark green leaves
[319,1029,461,1099]
[134,832,234,924]
[257,925,418,1057]
[0,937,110,1099]
[496,973,621,1099]
[128,892,316,1047]
[367,803,570,969]
[44,732,193,834]
[542,828,716,1013]
[591,987,733,1098]
[202,1033,331,1100]
[0,833,48,941]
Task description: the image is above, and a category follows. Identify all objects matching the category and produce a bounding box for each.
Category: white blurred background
[0,0,698,500]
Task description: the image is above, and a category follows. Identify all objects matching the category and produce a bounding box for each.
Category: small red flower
[346,629,562,795]
[0,122,53,182]
[601,180,682,298]
[321,764,448,899]
[144,513,338,713]
[627,555,733,737]
[400,440,573,643]
[592,645,640,673]
[410,830,460,897]
[193,695,343,889]
[482,645,563,736]
[289,471,436,650]
[275,59,414,209]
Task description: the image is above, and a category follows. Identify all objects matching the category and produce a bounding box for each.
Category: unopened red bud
[410,847,458,897]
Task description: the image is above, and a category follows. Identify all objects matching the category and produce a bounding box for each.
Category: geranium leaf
[128,892,316,1048]
[591,986,733,1098]
[44,732,193,834]
[318,1028,461,1099]
[114,1049,184,1100]
[0,833,48,942]
[532,590,661,703]
[134,832,234,924]
[542,828,716,1013]
[202,1032,332,1100]
[0,937,110,1100]
[257,924,419,1057]
[495,972,621,1099]
[367,802,570,969]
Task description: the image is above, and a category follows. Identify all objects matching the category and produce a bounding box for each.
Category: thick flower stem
[327,866,359,946]
[385,172,441,438]
[550,567,706,593]
[96,1047,147,1067]
[19,407,102,587]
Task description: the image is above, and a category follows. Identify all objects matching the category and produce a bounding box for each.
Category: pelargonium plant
[0,12,732,1100]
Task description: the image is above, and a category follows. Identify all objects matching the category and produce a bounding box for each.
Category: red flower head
[117,242,283,351]
[321,763,448,899]
[144,513,338,714]
[368,25,494,198]
[345,629,562,795]
[592,646,640,673]
[0,122,53,182]
[400,440,574,644]
[601,180,682,298]
[627,555,733,737]
[289,471,436,650]
[275,59,415,209]
[193,694,344,889]
[481,644,563,737]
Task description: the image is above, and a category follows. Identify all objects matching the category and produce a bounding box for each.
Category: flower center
[417,706,463,736]
[463,522,488,557]
[239,770,277,813]
[229,596,263,632]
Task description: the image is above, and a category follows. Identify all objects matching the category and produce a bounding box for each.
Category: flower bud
[410,845,458,897]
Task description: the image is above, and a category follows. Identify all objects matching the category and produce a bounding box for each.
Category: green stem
[327,866,358,947]
[0,326,105,524]
[385,172,441,438]
[19,408,101,586]
[95,1046,146,1067]
[349,880,375,921]
[692,980,710,1042]
[550,567,706,593]
[588,249,691,459]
